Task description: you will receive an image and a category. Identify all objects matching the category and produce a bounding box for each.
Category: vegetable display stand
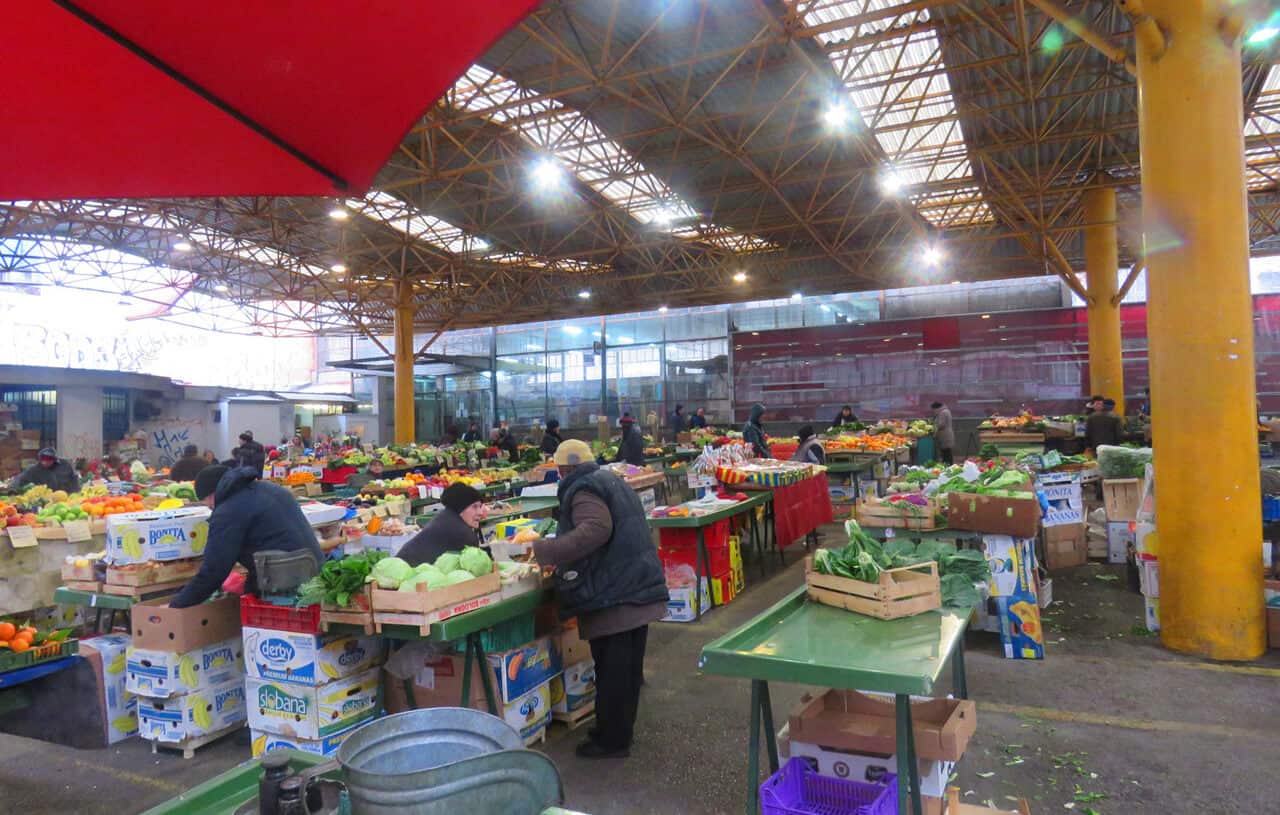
[855,498,938,531]
[371,566,502,635]
[805,557,941,620]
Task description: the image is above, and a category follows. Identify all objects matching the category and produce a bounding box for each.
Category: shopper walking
[169,466,322,608]
[533,440,668,759]
[931,401,955,464]
[742,402,770,458]
[831,405,858,428]
[540,419,564,456]
[792,425,826,465]
[688,407,708,429]
[614,415,645,466]
[168,444,207,482]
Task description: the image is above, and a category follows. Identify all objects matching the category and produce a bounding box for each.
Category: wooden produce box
[946,789,1031,815]
[106,558,202,587]
[61,559,98,582]
[978,431,1046,444]
[789,688,976,763]
[805,556,941,620]
[320,584,374,633]
[1102,478,1141,522]
[371,566,501,634]
[946,492,1040,538]
[854,497,938,531]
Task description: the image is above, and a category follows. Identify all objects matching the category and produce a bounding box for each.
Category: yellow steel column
[393,282,416,445]
[1083,186,1124,414]
[1130,0,1263,658]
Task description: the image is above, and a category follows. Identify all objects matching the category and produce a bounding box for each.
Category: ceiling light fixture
[173,241,192,252]
[790,293,803,302]
[981,314,991,319]
[822,103,852,129]
[328,208,349,221]
[577,290,591,300]
[330,263,346,273]
[879,170,904,195]
[733,271,748,283]
[658,305,669,313]
[532,157,566,188]
[922,246,944,267]
[213,283,229,293]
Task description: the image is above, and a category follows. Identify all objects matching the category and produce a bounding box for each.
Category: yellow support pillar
[393,282,416,445]
[1083,186,1124,415]
[1131,0,1263,659]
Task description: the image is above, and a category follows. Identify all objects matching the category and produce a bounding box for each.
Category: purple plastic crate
[760,758,897,815]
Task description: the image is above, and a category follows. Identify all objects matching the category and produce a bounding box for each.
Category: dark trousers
[588,625,648,750]
[940,447,954,465]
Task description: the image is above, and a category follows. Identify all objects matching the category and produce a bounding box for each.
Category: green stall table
[824,458,877,500]
[54,585,148,634]
[699,587,969,815]
[646,493,774,617]
[140,749,592,815]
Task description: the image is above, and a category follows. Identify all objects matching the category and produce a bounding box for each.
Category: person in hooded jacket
[742,403,770,458]
[533,439,668,760]
[832,405,858,428]
[540,419,564,456]
[614,415,645,466]
[11,447,80,493]
[792,425,826,465]
[169,466,322,608]
[398,483,486,566]
[231,431,266,473]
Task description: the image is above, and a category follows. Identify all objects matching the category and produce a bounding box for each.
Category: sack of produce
[1096,445,1152,479]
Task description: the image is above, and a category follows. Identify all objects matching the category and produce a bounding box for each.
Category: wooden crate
[320,584,375,632]
[978,431,1046,444]
[1102,478,1141,521]
[106,557,202,587]
[102,578,190,598]
[946,789,1030,815]
[805,557,941,620]
[854,498,938,531]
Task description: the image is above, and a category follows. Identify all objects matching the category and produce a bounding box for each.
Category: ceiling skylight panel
[344,191,489,254]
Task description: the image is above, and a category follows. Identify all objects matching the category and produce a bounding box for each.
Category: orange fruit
[18,627,36,639]
[0,622,13,641]
[9,638,30,653]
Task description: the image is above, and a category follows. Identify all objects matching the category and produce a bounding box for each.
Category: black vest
[554,463,669,616]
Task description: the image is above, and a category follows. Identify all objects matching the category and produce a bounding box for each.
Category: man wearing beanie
[169,466,322,608]
[398,482,486,566]
[532,439,667,759]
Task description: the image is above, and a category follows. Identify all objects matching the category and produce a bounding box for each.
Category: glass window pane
[604,314,663,346]
[665,339,730,428]
[545,317,599,351]
[496,353,548,427]
[606,344,663,425]
[665,307,726,341]
[547,348,602,428]
[497,324,547,355]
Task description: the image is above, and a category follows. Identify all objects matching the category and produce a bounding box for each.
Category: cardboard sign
[63,519,93,543]
[7,525,37,548]
[687,473,715,489]
[372,504,388,517]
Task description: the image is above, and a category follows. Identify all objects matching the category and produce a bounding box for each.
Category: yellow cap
[553,439,594,466]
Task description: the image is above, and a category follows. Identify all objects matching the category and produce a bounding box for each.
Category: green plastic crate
[0,638,78,674]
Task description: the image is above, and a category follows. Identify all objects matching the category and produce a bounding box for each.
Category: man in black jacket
[169,466,322,608]
[534,439,667,759]
[231,431,266,473]
[10,447,80,493]
[614,415,645,466]
[540,419,564,456]
[168,444,207,482]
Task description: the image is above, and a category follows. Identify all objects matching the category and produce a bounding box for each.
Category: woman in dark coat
[540,419,564,456]
[398,483,486,566]
[614,416,645,466]
[832,405,858,428]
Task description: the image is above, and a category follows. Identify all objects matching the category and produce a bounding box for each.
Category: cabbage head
[459,546,493,577]
[433,552,461,574]
[442,569,476,586]
[398,569,448,592]
[370,557,413,589]
[412,562,442,576]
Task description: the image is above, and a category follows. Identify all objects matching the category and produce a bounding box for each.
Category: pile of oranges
[79,494,145,517]
[0,621,40,653]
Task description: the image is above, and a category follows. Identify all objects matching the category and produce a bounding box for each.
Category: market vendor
[689,407,708,429]
[232,430,266,473]
[169,465,323,608]
[540,418,564,455]
[668,404,687,435]
[832,404,858,427]
[460,420,482,443]
[792,425,826,465]
[1084,398,1123,452]
[10,447,80,493]
[492,424,519,461]
[344,459,384,491]
[742,402,770,458]
[168,444,206,481]
[614,415,645,466]
[398,482,485,566]
[931,401,955,464]
[533,439,667,760]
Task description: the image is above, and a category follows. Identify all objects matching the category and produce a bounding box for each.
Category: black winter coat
[614,427,645,466]
[11,459,80,493]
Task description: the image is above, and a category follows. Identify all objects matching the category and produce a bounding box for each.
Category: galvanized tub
[335,707,563,814]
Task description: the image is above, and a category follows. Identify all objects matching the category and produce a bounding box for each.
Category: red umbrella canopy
[4,1,543,199]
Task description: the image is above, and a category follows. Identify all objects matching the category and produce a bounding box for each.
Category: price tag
[63,520,92,543]
[373,504,388,517]
[1041,450,1063,469]
[417,485,428,500]
[7,525,38,548]
[356,508,373,522]
[429,486,444,499]
[686,473,715,489]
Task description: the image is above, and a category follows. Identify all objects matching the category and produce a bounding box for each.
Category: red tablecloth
[772,473,834,548]
[321,465,358,485]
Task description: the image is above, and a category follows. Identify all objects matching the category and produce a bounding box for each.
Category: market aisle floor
[4,524,1279,814]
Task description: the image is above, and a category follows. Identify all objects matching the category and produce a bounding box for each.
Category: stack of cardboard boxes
[242,619,385,758]
[974,535,1045,660]
[658,523,745,621]
[1038,472,1086,569]
[486,634,563,745]
[549,622,596,727]
[126,595,247,753]
[0,407,40,477]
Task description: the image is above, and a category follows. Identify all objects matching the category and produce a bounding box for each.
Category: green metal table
[646,493,774,618]
[140,749,591,815]
[54,585,144,634]
[329,589,552,716]
[824,459,877,499]
[699,588,969,815]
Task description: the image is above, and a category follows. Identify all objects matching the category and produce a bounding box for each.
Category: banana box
[105,506,212,564]
[549,659,595,715]
[137,676,246,743]
[126,637,244,698]
[245,666,381,740]
[82,634,138,744]
[250,721,361,759]
[501,676,553,743]
[242,627,384,686]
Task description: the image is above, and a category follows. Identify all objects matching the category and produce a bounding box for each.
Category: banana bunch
[110,714,138,735]
[190,521,209,554]
[106,651,126,674]
[320,662,341,680]
[119,528,143,559]
[189,696,212,730]
[178,654,199,689]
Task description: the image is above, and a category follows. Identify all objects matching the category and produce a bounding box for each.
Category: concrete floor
[3,525,1278,814]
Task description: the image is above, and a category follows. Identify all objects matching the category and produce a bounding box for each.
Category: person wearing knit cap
[614,414,645,466]
[169,465,322,608]
[398,481,486,567]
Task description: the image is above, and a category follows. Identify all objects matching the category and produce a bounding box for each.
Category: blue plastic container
[1264,495,1280,522]
[760,758,898,815]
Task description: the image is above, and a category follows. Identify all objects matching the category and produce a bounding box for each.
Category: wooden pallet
[102,578,190,598]
[552,703,596,731]
[147,721,245,760]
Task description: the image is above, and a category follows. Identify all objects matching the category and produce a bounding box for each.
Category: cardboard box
[662,577,710,623]
[137,676,246,743]
[1136,555,1159,598]
[126,637,243,698]
[1038,473,1083,527]
[494,518,538,539]
[1266,605,1280,649]
[382,654,488,714]
[81,634,139,744]
[501,676,553,743]
[105,506,212,564]
[245,666,381,740]
[787,689,976,763]
[1144,595,1161,632]
[780,734,954,800]
[947,492,1040,538]
[555,623,591,667]
[983,536,1038,598]
[251,722,361,759]
[993,594,1044,660]
[1107,521,1136,564]
[1102,479,1141,522]
[130,594,241,652]
[487,635,563,704]
[1042,523,1087,570]
[549,659,596,714]
[242,627,383,686]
